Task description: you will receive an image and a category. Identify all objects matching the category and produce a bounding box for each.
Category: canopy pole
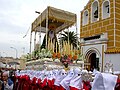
[46,8,48,49]
[75,21,78,51]
[39,30,41,50]
[30,31,32,59]
[59,31,62,54]
[34,31,37,51]
[68,27,69,43]
[39,14,42,52]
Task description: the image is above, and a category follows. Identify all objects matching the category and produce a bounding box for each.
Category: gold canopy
[31,6,77,33]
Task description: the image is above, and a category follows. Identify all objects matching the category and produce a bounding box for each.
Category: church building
[80,0,120,71]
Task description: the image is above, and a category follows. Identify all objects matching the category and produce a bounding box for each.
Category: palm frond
[59,31,79,48]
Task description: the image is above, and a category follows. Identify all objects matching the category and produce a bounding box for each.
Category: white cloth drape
[92,73,118,90]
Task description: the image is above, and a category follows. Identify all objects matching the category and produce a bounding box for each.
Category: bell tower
[80,0,120,71]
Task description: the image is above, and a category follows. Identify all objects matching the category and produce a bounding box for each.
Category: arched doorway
[89,53,99,71]
[85,49,100,71]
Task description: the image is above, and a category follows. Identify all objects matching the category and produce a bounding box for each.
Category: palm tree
[59,31,79,49]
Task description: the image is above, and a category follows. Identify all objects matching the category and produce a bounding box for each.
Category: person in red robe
[115,78,120,90]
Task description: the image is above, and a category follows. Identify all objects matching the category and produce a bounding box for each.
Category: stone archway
[84,48,101,71]
[89,52,99,71]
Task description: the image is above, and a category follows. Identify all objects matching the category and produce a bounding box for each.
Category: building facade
[80,0,120,71]
[0,57,20,69]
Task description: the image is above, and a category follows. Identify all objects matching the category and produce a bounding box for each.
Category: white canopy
[31,6,77,33]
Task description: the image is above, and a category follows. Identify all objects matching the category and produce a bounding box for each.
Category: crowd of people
[0,68,16,90]
[0,67,120,90]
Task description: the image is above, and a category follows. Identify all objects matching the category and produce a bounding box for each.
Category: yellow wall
[80,0,116,48]
[115,0,120,48]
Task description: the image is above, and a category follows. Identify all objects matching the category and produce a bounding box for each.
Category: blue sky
[0,0,89,58]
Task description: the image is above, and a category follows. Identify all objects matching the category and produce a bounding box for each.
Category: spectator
[9,70,15,83]
[2,71,13,90]
[0,71,4,90]
[0,71,2,80]
[0,80,3,90]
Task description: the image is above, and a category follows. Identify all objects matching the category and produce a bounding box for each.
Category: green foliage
[77,54,83,60]
[59,31,80,49]
[39,48,52,58]
[23,53,32,61]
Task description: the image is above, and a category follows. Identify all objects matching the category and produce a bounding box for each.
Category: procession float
[24,6,84,71]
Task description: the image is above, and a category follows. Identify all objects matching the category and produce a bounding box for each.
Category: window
[102,0,110,19]
[83,10,89,26]
[91,0,99,23]
[84,35,100,41]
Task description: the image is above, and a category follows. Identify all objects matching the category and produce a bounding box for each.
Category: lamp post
[35,11,40,14]
[10,47,18,69]
[35,11,41,51]
[10,47,18,59]
[35,11,42,52]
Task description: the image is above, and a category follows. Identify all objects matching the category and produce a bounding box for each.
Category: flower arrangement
[60,54,74,68]
[57,53,61,58]
[39,48,52,58]
[52,51,83,68]
[52,52,57,59]
[52,52,61,59]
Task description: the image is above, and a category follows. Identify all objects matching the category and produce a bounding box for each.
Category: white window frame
[82,10,89,26]
[91,0,100,23]
[102,0,110,19]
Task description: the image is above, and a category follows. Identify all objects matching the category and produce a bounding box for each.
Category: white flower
[54,59,60,62]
